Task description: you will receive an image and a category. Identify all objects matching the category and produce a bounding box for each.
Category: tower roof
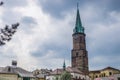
[73,3,84,34]
[63,60,66,71]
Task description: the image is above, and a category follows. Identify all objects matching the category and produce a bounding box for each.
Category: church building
[46,4,90,80]
[71,4,89,75]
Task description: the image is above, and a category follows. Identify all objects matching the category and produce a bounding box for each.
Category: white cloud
[0,0,73,70]
[90,55,120,70]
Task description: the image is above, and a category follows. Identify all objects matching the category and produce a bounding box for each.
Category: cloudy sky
[0,0,120,71]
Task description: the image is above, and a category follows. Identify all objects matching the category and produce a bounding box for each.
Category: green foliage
[60,71,71,80]
[54,71,71,80]
[54,76,59,80]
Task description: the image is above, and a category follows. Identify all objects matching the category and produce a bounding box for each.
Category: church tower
[71,4,89,74]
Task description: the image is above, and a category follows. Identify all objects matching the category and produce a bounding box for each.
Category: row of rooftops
[50,66,82,75]
[33,66,84,78]
[0,60,34,78]
[0,61,120,78]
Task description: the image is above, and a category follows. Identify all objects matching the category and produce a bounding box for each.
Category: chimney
[12,60,17,67]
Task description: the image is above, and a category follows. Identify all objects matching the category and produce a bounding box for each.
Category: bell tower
[71,4,89,74]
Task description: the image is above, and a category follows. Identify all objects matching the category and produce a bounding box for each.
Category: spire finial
[73,2,84,34]
[77,2,79,10]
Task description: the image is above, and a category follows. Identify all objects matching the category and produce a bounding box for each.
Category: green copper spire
[63,60,66,71]
[73,3,84,34]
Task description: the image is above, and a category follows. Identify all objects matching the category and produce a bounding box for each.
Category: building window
[79,56,81,59]
[23,77,30,80]
[80,36,82,43]
[80,45,81,49]
[103,73,105,77]
[96,75,98,78]
[75,76,77,79]
[79,77,81,79]
[118,77,120,80]
[8,67,11,72]
[109,72,112,76]
[89,76,91,78]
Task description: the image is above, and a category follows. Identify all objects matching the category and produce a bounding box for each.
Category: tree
[0,23,19,46]
[54,75,59,80]
[0,1,4,6]
[0,1,20,46]
[60,71,72,80]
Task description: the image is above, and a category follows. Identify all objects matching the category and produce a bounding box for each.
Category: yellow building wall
[89,69,120,80]
[101,69,120,77]
[89,72,100,80]
[89,73,94,80]
[0,73,18,80]
[0,74,36,80]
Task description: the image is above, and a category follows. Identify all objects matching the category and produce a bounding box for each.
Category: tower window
[80,36,82,43]
[76,52,78,57]
[96,75,98,78]
[79,56,81,59]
